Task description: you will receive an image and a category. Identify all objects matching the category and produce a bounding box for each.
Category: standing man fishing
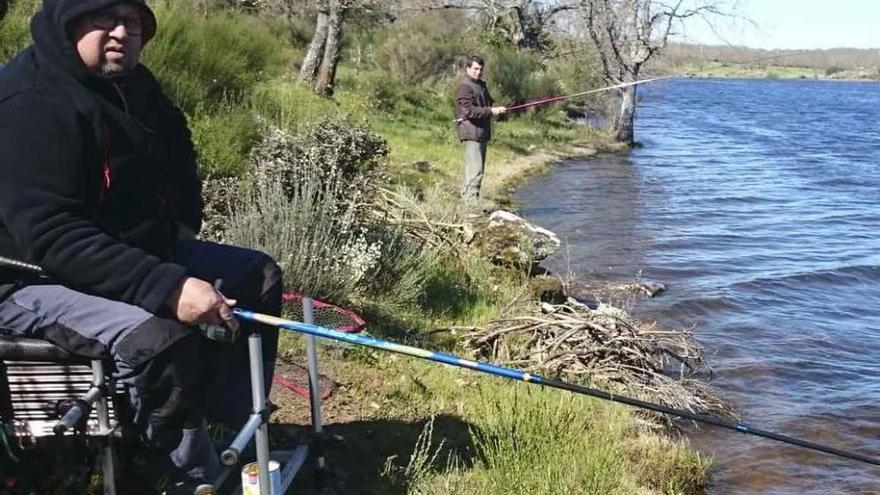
[0,0,282,492]
[455,55,506,204]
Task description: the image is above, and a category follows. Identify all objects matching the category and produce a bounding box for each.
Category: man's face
[70,4,144,76]
[466,61,484,80]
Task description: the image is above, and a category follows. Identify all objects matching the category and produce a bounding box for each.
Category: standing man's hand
[491,106,507,116]
[165,276,240,333]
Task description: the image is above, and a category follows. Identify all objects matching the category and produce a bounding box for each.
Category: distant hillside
[654,44,880,80]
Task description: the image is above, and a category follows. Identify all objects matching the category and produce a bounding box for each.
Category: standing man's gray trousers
[461,139,488,203]
[0,240,282,486]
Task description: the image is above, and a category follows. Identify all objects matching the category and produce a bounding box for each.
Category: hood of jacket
[31,0,157,84]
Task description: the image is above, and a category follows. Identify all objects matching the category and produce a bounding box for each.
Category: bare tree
[578,0,725,144]
[296,0,389,95]
[392,0,574,51]
[314,0,346,95]
[298,0,330,85]
[483,1,575,50]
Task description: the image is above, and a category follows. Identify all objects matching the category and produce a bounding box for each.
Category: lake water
[515,78,880,494]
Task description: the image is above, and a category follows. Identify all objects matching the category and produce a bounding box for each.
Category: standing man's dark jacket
[455,75,495,142]
[0,0,202,313]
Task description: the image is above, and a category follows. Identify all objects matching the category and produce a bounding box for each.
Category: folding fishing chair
[0,294,363,495]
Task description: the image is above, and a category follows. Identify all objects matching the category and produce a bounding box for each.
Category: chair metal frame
[0,297,325,495]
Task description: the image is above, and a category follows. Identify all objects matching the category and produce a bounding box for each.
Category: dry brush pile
[375,179,731,422]
[463,299,733,423]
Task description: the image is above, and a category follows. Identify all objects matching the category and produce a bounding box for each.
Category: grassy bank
[0,2,714,494]
[674,60,879,80]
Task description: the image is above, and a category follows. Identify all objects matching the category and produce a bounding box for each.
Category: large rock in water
[471,211,561,266]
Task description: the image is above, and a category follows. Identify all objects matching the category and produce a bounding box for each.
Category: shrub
[223,121,390,301]
[143,2,286,112]
[249,116,388,198]
[189,102,263,177]
[224,166,372,302]
[360,223,435,310]
[221,120,443,308]
[200,175,241,242]
[373,11,473,85]
[350,71,407,112]
[544,44,605,99]
[0,0,40,63]
[485,47,559,108]
[226,127,377,301]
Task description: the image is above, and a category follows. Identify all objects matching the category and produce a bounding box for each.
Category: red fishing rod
[454,76,671,123]
[503,75,672,113]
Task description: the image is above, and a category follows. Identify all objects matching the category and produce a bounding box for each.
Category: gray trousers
[461,140,488,203]
[0,240,282,485]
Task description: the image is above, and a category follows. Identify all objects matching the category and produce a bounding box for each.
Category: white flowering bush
[248,119,388,216]
[223,118,426,304]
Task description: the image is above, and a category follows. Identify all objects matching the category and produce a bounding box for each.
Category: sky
[672,0,880,50]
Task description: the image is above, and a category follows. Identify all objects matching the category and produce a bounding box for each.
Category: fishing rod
[503,75,672,113]
[235,309,880,469]
[453,75,671,123]
[4,255,876,467]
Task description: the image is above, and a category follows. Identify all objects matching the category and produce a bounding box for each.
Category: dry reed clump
[463,300,733,421]
[374,185,473,251]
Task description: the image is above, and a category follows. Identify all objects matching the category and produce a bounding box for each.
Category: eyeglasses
[88,12,143,35]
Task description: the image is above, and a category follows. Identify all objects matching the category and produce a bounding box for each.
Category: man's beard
[100,62,133,77]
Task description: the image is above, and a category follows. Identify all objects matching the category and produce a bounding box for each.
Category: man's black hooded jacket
[0,0,202,313]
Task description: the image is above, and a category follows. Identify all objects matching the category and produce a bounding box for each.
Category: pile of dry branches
[463,300,733,420]
[374,186,473,250]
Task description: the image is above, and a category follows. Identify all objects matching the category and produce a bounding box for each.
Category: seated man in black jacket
[0,0,281,490]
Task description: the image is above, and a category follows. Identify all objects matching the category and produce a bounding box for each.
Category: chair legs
[91,360,117,495]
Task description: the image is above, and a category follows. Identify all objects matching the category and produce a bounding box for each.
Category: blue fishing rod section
[235,308,880,468]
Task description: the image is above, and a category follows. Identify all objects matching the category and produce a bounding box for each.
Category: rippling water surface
[516,78,880,494]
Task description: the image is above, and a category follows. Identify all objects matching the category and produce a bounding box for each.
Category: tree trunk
[509,7,528,48]
[298,5,329,84]
[614,84,636,145]
[314,0,344,97]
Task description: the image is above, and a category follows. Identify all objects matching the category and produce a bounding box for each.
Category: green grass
[676,61,825,79]
[359,357,710,495]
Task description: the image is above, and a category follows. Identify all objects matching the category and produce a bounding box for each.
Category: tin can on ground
[242,460,282,495]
